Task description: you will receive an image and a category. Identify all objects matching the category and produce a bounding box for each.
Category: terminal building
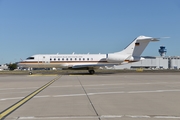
[0,64,8,70]
[114,46,180,70]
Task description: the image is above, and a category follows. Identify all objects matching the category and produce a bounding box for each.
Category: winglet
[136,36,160,41]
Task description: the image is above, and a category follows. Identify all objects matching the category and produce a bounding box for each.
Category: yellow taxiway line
[0,75,61,120]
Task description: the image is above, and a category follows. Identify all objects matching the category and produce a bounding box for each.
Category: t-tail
[106,36,159,63]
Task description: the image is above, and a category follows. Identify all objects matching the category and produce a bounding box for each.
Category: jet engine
[106,53,144,63]
[106,54,128,63]
[128,56,145,62]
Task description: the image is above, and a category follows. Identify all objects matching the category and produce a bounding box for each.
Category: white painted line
[88,91,125,95]
[126,115,151,118]
[1,89,180,101]
[1,81,180,91]
[15,115,180,119]
[0,91,30,95]
[86,87,123,90]
[100,115,122,118]
[0,97,24,101]
[0,87,38,91]
[154,116,180,119]
[128,89,180,94]
[53,94,86,97]
[18,116,98,119]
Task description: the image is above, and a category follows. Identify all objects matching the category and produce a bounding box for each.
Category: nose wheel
[88,70,95,74]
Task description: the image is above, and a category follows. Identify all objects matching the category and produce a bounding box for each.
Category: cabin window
[87,58,89,60]
[58,58,60,61]
[70,58,72,61]
[75,58,77,60]
[91,58,93,60]
[79,58,81,60]
[83,58,85,61]
[50,58,52,61]
[66,58,68,61]
[26,57,34,60]
[62,58,64,61]
[54,58,56,61]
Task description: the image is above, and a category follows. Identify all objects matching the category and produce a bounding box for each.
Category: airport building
[114,46,180,70]
[0,64,8,70]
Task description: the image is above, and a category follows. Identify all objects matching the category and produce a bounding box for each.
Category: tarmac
[0,72,180,120]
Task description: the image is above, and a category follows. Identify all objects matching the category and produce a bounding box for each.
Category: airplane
[18,36,159,74]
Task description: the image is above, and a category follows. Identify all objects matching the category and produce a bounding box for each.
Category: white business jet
[18,36,159,74]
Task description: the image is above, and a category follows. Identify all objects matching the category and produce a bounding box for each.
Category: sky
[0,0,180,64]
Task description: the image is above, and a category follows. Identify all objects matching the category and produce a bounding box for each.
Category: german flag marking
[0,75,61,120]
[135,42,140,46]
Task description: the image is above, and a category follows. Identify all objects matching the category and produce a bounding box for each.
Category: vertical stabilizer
[119,36,159,57]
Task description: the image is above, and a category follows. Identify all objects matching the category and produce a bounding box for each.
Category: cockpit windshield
[26,57,34,60]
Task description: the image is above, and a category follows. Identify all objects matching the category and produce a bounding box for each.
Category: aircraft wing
[72,63,119,69]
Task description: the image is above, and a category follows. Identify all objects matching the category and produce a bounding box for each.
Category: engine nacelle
[106,53,145,63]
[128,56,145,62]
[106,53,127,63]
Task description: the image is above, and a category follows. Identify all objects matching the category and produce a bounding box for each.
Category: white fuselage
[19,54,121,69]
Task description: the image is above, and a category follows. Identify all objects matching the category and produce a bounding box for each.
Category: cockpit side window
[26,57,34,60]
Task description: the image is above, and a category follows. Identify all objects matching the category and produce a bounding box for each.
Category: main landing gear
[88,70,95,74]
[29,71,33,75]
[28,68,33,75]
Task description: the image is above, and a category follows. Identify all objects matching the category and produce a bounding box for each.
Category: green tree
[8,63,17,70]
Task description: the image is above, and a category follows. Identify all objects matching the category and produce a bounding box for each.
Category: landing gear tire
[89,70,95,74]
[29,71,33,75]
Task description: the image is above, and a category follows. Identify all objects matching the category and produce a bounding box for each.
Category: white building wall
[114,56,170,70]
[0,64,8,70]
[171,59,180,69]
[156,57,168,69]
[178,59,180,69]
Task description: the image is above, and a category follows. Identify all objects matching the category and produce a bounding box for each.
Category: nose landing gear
[88,70,95,74]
